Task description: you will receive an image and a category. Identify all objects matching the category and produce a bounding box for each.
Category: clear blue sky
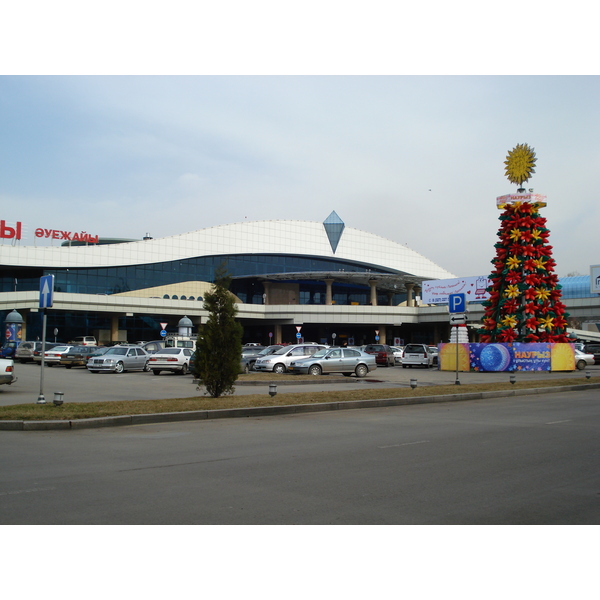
[1,7,598,281]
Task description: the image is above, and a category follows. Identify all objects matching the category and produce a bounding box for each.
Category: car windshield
[49,346,70,352]
[106,348,128,356]
[405,345,424,352]
[258,346,281,356]
[273,347,290,355]
[311,349,329,358]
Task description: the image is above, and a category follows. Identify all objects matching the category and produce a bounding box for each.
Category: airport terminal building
[1,212,599,346]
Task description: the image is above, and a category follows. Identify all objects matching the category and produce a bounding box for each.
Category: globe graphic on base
[479,344,512,371]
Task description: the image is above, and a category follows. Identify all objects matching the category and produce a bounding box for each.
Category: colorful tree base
[479,201,569,343]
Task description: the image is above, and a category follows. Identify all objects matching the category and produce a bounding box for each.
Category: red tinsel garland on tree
[479,201,569,343]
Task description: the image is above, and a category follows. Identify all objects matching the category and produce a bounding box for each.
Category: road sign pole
[455,325,460,385]
[37,310,47,404]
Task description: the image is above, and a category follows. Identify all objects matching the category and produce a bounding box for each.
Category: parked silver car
[87,345,150,373]
[574,348,594,370]
[288,347,377,377]
[16,341,58,363]
[253,344,328,373]
[240,345,284,373]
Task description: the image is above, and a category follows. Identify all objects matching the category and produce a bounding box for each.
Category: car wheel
[273,363,286,374]
[143,362,151,372]
[342,373,352,377]
[308,364,322,376]
[180,363,188,375]
[355,364,368,378]
[89,370,98,373]
[243,363,250,374]
[114,361,124,374]
[576,360,586,370]
[65,365,72,369]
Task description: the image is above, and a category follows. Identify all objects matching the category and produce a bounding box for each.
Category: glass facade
[1,253,399,301]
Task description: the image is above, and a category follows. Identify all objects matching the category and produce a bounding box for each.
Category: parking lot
[1,360,598,407]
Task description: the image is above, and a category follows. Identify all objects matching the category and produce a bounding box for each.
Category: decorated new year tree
[479,144,570,343]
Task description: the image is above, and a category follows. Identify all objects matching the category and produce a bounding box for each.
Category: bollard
[53,391,64,406]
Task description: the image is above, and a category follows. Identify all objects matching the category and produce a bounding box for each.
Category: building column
[414,285,422,306]
[369,280,378,306]
[378,326,387,344]
[324,279,334,305]
[111,315,119,343]
[274,324,282,345]
[262,281,271,305]
[405,283,415,307]
[387,292,394,306]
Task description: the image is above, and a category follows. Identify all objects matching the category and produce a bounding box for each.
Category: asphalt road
[2,360,599,406]
[1,388,598,524]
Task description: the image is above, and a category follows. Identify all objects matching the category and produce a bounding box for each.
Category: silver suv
[253,344,328,373]
[15,341,58,363]
[87,345,150,373]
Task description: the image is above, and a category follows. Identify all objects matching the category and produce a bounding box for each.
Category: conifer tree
[480,145,569,344]
[479,200,569,343]
[195,263,243,397]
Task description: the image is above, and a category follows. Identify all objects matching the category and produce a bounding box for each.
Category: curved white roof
[1,220,455,280]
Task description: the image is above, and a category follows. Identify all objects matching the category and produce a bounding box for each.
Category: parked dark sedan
[60,346,107,368]
[363,344,395,367]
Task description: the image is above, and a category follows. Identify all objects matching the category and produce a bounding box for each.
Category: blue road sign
[39,275,55,308]
[160,330,167,337]
[448,293,466,314]
[296,332,301,338]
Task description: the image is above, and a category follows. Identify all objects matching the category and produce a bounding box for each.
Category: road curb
[2,382,599,431]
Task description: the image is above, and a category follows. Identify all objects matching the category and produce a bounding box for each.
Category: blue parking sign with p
[448,293,466,314]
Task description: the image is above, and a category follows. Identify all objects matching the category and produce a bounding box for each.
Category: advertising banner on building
[421,276,491,305]
[591,265,600,294]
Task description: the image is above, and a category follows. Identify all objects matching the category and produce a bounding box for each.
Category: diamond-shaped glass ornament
[323,211,345,253]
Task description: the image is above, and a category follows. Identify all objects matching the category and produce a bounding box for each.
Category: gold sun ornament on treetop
[504,143,537,187]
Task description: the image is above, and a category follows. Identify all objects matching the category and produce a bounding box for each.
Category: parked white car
[253,344,328,373]
[34,345,73,366]
[148,348,193,375]
[401,344,435,368]
[0,358,16,385]
[390,346,404,365]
